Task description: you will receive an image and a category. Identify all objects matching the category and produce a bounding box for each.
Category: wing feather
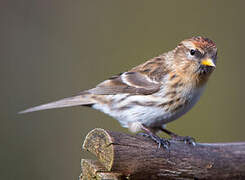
[87,71,162,95]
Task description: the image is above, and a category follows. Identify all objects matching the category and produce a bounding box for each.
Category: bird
[19,36,217,148]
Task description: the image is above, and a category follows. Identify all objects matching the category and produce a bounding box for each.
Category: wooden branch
[80,128,245,180]
[80,159,124,180]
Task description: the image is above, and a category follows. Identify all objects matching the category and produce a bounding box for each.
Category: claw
[160,128,196,146]
[171,136,196,146]
[137,132,170,149]
[159,138,170,149]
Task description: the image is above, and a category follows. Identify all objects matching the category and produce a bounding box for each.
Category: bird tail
[18,94,95,114]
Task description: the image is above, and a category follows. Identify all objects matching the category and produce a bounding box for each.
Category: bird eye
[190,49,196,56]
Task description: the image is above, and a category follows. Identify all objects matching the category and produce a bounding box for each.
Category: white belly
[92,86,205,132]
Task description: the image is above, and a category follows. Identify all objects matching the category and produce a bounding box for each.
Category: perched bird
[20,36,217,148]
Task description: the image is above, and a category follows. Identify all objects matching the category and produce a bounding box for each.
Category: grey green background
[1,1,245,179]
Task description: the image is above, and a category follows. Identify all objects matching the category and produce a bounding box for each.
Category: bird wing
[19,71,161,114]
[87,71,162,95]
[19,56,167,113]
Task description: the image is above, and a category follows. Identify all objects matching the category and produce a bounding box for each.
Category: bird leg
[160,127,196,146]
[138,125,170,149]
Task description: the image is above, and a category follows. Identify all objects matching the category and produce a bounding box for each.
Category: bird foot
[137,132,170,149]
[171,135,196,146]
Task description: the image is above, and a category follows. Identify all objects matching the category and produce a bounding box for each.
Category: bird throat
[195,66,214,88]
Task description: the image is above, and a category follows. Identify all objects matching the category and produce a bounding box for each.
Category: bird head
[171,36,217,86]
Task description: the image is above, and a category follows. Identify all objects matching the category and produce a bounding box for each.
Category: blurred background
[1,0,245,179]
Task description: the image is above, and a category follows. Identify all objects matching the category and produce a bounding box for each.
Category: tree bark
[80,128,245,180]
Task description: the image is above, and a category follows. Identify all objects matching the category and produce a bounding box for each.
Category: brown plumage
[19,36,217,148]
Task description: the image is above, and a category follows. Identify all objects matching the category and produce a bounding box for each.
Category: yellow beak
[201,58,216,67]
